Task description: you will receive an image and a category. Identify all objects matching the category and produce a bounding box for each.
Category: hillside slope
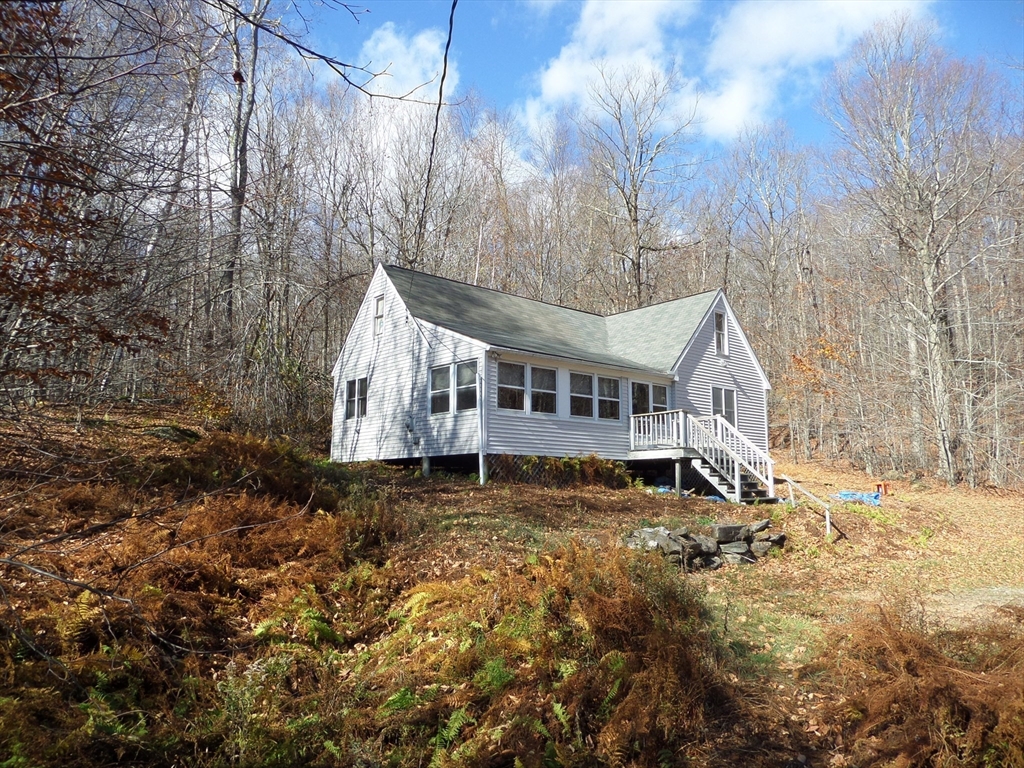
[1,407,1021,767]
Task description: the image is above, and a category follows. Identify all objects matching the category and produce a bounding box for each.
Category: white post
[421,455,431,477]
[734,458,742,503]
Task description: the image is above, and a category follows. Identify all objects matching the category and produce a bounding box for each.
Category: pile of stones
[625,519,786,570]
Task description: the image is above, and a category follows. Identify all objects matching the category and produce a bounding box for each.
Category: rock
[722,552,756,565]
[766,532,786,548]
[750,540,773,558]
[719,541,751,555]
[703,555,723,570]
[749,518,771,534]
[691,533,718,554]
[654,533,681,556]
[669,527,689,539]
[626,527,671,550]
[710,523,749,543]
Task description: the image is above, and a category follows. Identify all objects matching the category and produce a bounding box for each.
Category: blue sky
[309,0,1024,146]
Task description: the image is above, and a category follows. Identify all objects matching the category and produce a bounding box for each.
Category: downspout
[478,346,490,485]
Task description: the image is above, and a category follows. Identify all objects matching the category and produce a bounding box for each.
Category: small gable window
[374,295,385,336]
[714,311,727,355]
[531,366,557,414]
[569,372,594,417]
[346,377,368,419]
[497,362,526,410]
[430,366,450,414]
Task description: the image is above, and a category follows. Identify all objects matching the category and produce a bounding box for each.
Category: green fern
[552,701,571,738]
[429,707,476,767]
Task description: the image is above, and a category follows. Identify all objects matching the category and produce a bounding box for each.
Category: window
[570,372,594,417]
[456,361,477,411]
[374,296,384,336]
[653,384,668,412]
[632,382,669,415]
[712,386,736,426]
[531,366,557,414]
[598,377,620,420]
[631,382,649,415]
[497,362,525,410]
[430,366,450,414]
[345,377,367,419]
[714,311,727,355]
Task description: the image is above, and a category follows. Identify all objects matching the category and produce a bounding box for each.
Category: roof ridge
[605,288,721,318]
[383,264,607,318]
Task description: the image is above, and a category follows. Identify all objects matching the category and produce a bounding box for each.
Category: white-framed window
[373,295,385,336]
[714,311,727,355]
[497,361,526,410]
[455,361,477,411]
[569,372,594,417]
[712,386,736,426]
[631,382,669,415]
[345,377,367,419]
[597,376,620,420]
[430,365,450,414]
[430,362,478,414]
[530,366,557,414]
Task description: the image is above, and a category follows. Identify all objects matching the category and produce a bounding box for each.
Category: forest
[1,0,1022,486]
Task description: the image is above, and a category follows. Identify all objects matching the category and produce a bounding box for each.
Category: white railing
[692,415,774,497]
[629,409,687,451]
[629,410,776,501]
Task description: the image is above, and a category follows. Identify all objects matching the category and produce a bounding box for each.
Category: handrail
[629,409,687,451]
[778,474,846,541]
[692,415,774,497]
[628,410,775,502]
[687,415,745,502]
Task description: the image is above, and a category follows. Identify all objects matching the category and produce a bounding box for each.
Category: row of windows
[345,363,731,424]
[496,362,669,420]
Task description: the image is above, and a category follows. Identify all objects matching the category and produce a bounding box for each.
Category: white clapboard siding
[332,269,485,461]
[672,295,769,453]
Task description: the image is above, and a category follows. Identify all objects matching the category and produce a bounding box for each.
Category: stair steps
[694,458,777,504]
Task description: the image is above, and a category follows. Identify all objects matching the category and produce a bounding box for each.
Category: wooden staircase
[688,415,775,504]
[692,457,774,503]
[628,410,776,503]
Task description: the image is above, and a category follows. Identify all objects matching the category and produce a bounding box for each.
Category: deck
[628,409,775,502]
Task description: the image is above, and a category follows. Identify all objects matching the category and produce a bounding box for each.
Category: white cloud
[359,22,459,99]
[522,0,698,130]
[700,0,931,139]
[521,0,565,16]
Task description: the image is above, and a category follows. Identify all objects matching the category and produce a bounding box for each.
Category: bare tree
[822,16,1021,483]
[577,65,698,309]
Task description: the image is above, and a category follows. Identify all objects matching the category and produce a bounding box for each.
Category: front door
[631,382,650,415]
[712,386,736,426]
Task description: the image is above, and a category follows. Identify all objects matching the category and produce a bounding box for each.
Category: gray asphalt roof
[384,265,718,375]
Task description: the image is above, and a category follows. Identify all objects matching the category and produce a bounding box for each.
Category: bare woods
[1,3,1021,486]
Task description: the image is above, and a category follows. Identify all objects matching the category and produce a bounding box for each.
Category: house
[331,265,774,502]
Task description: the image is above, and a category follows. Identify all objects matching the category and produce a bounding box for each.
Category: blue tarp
[832,490,881,507]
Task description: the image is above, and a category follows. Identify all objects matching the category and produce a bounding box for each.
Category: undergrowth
[820,608,1024,768]
[3,412,1024,767]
